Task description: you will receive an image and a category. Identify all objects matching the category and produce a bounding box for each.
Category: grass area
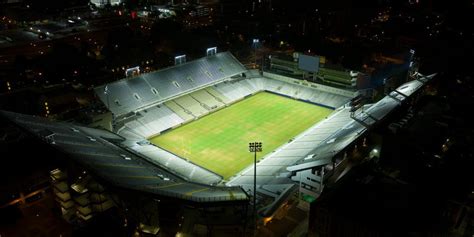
[149,92,333,180]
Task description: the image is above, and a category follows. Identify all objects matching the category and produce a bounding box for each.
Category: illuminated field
[149,92,333,180]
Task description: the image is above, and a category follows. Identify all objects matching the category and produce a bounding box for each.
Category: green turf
[149,92,333,180]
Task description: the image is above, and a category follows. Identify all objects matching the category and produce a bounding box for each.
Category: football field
[149,92,333,180]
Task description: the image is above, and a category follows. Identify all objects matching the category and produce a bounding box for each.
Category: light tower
[248,141,262,235]
[252,39,259,68]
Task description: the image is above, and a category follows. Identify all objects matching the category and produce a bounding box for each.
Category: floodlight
[125,66,140,77]
[206,47,217,56]
[174,55,186,65]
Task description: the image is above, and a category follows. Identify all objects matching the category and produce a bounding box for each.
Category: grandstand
[95,52,247,117]
[0,49,435,234]
[0,110,247,202]
[114,76,352,139]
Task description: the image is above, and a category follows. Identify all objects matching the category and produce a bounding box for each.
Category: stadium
[0,50,434,235]
[97,51,351,185]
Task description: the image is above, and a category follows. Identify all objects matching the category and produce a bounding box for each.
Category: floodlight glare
[125,66,140,77]
[175,55,186,65]
[206,47,217,56]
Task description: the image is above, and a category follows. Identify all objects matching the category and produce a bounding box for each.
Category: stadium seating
[0,110,249,202]
[117,105,185,138]
[174,95,209,117]
[96,49,353,144]
[95,52,247,116]
[190,90,224,110]
[213,81,253,101]
[264,79,285,92]
[164,100,195,121]
[124,120,153,138]
[205,87,231,104]
[238,79,259,92]
[114,76,352,140]
[132,144,222,184]
[245,78,262,91]
[294,87,313,100]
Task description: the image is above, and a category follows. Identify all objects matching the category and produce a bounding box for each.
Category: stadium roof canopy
[94,52,246,116]
[0,110,248,203]
[285,73,437,172]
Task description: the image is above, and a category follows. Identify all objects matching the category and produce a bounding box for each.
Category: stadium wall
[262,72,358,98]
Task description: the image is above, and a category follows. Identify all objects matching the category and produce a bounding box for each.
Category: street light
[249,141,262,235]
[370,148,379,159]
